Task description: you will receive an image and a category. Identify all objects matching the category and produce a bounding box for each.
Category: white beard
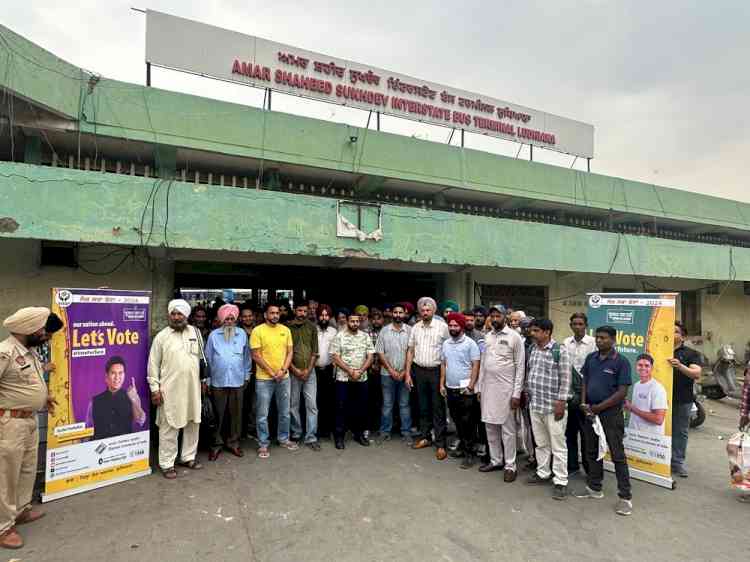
[223,325,236,343]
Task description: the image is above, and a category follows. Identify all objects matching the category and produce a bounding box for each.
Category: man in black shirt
[670,321,703,478]
[88,356,147,440]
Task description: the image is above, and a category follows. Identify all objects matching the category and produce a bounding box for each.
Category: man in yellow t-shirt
[250,303,296,458]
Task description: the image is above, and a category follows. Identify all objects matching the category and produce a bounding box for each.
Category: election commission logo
[56,289,73,308]
[588,294,602,309]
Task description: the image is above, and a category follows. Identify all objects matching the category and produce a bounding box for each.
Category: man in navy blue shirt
[576,325,633,516]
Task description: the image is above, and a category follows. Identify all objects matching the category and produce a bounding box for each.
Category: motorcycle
[700,344,743,400]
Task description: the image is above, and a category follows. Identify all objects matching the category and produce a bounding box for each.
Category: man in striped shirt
[405,297,450,460]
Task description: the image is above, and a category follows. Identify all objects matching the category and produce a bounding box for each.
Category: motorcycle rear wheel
[689,400,706,428]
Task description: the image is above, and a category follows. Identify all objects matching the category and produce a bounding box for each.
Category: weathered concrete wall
[1,163,747,282]
[0,240,173,338]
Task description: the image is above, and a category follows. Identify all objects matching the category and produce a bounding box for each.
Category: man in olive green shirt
[287,303,320,450]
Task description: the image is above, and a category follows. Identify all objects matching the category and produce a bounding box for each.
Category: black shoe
[356,434,371,447]
[553,484,568,500]
[335,438,345,450]
[449,449,466,459]
[527,472,553,485]
[478,463,503,473]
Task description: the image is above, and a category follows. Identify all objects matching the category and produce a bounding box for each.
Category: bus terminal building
[1,17,749,363]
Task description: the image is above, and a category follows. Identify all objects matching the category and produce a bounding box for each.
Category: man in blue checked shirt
[205,304,252,460]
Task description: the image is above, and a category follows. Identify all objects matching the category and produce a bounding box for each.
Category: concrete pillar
[149,258,175,334]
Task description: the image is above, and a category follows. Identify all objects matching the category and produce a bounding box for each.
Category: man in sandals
[0,307,56,550]
[147,299,205,479]
[251,302,297,458]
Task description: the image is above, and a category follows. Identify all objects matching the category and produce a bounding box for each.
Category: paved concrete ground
[13,398,750,562]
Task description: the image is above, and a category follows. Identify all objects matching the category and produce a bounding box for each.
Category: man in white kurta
[147,300,204,477]
[477,306,526,480]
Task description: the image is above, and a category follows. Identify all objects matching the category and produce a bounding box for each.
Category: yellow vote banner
[587,293,676,489]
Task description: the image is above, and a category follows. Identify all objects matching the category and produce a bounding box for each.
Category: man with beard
[251,303,297,459]
[86,356,146,440]
[382,304,393,326]
[147,300,205,479]
[439,313,481,469]
[477,306,525,482]
[315,305,337,438]
[463,310,486,353]
[288,303,320,450]
[405,297,450,460]
[473,306,489,334]
[205,304,251,460]
[330,311,375,449]
[375,304,412,444]
[509,310,526,333]
[0,307,56,549]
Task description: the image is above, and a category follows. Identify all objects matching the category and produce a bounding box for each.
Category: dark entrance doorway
[174,262,444,310]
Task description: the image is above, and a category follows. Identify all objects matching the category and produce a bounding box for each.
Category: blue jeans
[672,401,692,470]
[255,377,291,448]
[379,375,412,436]
[290,370,318,443]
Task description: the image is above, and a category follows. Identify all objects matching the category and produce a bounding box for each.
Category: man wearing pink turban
[205,303,251,460]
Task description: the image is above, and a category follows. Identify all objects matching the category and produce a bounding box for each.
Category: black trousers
[446,389,478,454]
[584,407,632,500]
[566,403,589,473]
[335,380,368,439]
[368,367,383,432]
[413,364,447,448]
[473,399,488,453]
[317,365,335,437]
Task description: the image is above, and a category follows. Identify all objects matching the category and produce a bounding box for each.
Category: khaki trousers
[531,411,569,486]
[158,421,199,470]
[0,417,38,533]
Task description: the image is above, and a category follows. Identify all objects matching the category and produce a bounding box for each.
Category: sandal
[161,467,177,479]
[258,447,270,459]
[177,460,203,470]
[280,440,299,451]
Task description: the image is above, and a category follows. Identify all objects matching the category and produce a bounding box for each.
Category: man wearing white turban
[0,306,55,549]
[147,300,205,479]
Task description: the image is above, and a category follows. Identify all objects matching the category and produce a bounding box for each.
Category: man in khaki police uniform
[0,306,55,550]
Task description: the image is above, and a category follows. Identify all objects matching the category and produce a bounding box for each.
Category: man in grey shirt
[375,304,413,445]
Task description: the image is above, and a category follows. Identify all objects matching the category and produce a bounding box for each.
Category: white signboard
[146,10,594,158]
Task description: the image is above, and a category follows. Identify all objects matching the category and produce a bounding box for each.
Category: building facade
[1,24,749,365]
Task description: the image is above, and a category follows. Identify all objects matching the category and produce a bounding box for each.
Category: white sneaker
[615,498,633,516]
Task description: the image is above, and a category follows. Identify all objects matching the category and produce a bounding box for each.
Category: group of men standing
[146,296,643,514]
[0,294,720,550]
